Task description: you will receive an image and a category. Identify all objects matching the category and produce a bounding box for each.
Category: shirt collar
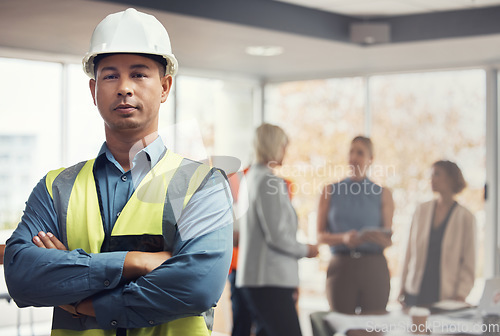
[96,136,166,173]
[135,136,165,168]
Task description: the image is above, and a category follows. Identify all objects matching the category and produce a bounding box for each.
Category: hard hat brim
[82,52,178,79]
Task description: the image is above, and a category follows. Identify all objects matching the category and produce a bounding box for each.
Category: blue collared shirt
[94,137,166,237]
[4,137,233,329]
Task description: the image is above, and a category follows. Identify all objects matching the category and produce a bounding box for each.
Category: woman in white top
[236,123,318,336]
[399,160,476,307]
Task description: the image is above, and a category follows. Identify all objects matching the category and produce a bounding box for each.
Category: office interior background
[0,0,499,335]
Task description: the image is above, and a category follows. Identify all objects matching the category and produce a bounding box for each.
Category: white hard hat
[82,8,178,79]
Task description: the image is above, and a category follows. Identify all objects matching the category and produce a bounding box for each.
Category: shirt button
[104,280,110,287]
[148,320,155,325]
[111,320,117,326]
[121,175,127,182]
[116,212,121,217]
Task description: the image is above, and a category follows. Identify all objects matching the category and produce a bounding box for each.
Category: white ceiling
[275,0,500,17]
[1,0,500,82]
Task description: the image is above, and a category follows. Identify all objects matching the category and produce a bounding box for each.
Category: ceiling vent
[350,22,391,45]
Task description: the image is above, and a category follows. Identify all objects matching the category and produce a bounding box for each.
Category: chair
[310,311,335,336]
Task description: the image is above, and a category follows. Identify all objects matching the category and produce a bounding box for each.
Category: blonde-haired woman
[317,136,394,314]
[236,123,318,336]
[400,160,476,307]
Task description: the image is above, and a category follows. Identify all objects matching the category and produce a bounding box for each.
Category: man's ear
[89,79,97,106]
[160,75,173,103]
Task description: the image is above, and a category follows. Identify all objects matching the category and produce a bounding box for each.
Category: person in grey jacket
[236,123,319,336]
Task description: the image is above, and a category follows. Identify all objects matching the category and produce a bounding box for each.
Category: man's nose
[117,78,133,96]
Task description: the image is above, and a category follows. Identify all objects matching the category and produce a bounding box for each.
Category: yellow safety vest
[45,149,216,336]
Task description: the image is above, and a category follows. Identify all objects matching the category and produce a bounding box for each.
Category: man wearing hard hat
[4,8,233,336]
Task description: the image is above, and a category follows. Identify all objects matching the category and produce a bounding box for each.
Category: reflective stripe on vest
[46,149,215,336]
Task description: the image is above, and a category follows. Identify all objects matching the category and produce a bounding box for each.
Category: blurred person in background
[399,160,476,307]
[236,123,319,336]
[317,136,394,314]
[228,167,254,336]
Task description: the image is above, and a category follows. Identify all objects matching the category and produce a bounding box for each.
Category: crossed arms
[4,171,233,329]
[32,230,171,317]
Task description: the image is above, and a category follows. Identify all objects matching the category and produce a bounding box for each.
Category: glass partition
[370,69,486,301]
[264,69,486,311]
[0,58,62,229]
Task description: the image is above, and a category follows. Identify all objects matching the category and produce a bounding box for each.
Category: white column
[60,62,70,166]
[255,80,265,126]
[485,68,498,278]
[364,76,371,136]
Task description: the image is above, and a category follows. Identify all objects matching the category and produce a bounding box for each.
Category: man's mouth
[114,104,137,113]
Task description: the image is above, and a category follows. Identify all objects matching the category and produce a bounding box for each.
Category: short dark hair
[433,160,467,194]
[93,53,167,78]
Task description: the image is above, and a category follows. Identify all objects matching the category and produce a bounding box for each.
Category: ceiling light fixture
[245,46,284,56]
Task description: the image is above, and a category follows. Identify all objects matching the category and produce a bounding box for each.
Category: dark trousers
[229,271,253,336]
[326,254,390,314]
[241,287,302,336]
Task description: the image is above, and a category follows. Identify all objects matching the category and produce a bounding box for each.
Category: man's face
[90,54,172,137]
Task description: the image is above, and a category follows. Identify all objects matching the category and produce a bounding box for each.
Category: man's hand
[32,232,91,315]
[59,298,96,318]
[123,251,172,280]
[33,231,171,279]
[33,231,67,250]
[59,303,82,316]
[32,231,171,316]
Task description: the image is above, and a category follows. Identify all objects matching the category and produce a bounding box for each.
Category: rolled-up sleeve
[92,170,233,329]
[4,177,127,307]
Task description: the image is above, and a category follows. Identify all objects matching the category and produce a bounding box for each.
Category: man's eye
[103,74,117,80]
[132,73,147,78]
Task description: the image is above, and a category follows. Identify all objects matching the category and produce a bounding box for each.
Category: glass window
[370,69,486,301]
[264,70,486,312]
[0,58,62,229]
[265,77,366,236]
[174,75,255,168]
[265,77,366,311]
[66,64,104,164]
